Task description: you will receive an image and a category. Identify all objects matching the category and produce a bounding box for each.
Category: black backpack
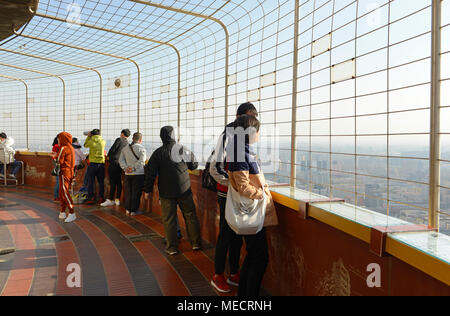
[202,151,217,192]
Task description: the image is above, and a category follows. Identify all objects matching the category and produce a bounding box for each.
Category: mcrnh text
[177,300,272,313]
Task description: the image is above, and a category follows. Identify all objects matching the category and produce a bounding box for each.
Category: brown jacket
[58,132,75,179]
[228,170,278,228]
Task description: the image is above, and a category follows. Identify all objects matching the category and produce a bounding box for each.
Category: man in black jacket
[144,126,202,255]
[101,129,130,207]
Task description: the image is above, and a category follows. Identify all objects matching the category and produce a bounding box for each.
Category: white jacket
[119,142,146,175]
[0,137,16,164]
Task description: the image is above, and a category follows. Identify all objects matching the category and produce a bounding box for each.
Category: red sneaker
[211,274,231,293]
[84,198,96,205]
[227,272,240,287]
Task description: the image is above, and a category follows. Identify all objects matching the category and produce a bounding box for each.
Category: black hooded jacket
[108,137,129,165]
[144,126,198,198]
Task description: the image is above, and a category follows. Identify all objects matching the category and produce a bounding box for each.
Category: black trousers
[87,163,105,199]
[238,227,268,297]
[108,163,123,200]
[214,195,243,275]
[124,175,145,213]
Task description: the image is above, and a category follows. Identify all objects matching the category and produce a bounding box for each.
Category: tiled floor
[0,186,237,296]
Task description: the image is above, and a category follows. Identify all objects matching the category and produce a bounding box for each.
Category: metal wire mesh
[295,0,435,228]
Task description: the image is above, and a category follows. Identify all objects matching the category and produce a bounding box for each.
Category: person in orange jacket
[57,132,77,223]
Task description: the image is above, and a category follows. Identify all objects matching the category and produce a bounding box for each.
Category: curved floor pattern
[0,186,237,296]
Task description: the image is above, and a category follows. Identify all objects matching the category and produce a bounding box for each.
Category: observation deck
[0,0,449,296]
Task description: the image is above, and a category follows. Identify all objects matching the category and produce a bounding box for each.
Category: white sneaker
[65,213,77,223]
[59,212,67,220]
[126,210,130,215]
[100,199,115,207]
[115,199,120,206]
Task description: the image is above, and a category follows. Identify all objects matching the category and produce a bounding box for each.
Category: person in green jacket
[84,129,106,204]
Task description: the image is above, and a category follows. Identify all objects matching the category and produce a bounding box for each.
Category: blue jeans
[54,176,60,198]
[86,163,105,199]
[0,160,21,176]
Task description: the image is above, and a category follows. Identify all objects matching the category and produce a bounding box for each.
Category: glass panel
[389,158,429,183]
[331,59,355,84]
[261,72,276,88]
[389,180,429,215]
[388,201,429,226]
[312,33,331,57]
[388,231,450,264]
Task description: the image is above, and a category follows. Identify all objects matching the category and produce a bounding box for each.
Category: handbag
[202,151,217,192]
[52,163,61,176]
[225,184,267,235]
[52,146,64,176]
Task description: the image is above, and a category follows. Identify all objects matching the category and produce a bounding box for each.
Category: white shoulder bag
[225,184,267,235]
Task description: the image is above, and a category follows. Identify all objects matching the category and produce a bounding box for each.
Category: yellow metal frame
[429,0,442,229]
[307,204,372,242]
[0,47,103,129]
[11,27,142,132]
[32,10,181,133]
[385,235,450,286]
[0,74,29,149]
[129,0,231,126]
[0,61,66,130]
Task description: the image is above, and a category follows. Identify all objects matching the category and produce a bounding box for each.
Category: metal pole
[0,74,29,149]
[177,50,181,141]
[0,62,67,131]
[0,47,103,131]
[290,0,300,188]
[12,28,142,133]
[129,0,231,126]
[33,11,181,134]
[429,0,442,229]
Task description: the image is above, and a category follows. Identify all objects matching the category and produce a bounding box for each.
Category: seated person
[0,132,21,179]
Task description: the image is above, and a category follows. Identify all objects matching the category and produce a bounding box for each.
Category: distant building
[365,184,382,209]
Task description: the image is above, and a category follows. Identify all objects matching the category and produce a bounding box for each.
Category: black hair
[121,129,131,137]
[72,137,78,143]
[91,129,101,136]
[52,136,59,146]
[236,102,258,117]
[234,114,261,132]
[0,132,7,139]
[233,115,260,145]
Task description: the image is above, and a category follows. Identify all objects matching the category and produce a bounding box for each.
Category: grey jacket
[119,143,146,175]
